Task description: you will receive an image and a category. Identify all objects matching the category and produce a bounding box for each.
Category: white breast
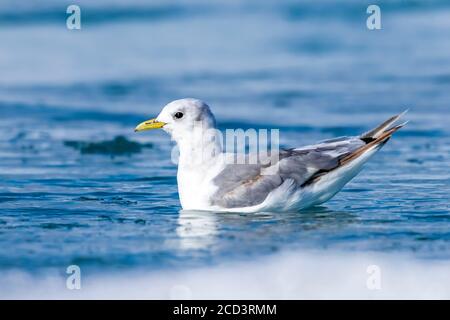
[177,154,226,210]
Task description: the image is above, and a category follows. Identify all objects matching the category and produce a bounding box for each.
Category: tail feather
[361,109,408,140]
[301,112,408,187]
[341,122,406,166]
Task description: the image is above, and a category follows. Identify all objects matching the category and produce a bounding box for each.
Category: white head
[135,98,217,143]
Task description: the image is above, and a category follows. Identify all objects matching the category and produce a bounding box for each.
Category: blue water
[0,0,449,280]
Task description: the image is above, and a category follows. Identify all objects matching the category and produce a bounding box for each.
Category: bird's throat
[177,135,222,170]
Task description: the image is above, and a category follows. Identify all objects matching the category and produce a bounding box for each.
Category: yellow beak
[134,118,166,132]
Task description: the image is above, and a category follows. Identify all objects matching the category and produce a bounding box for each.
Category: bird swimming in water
[135,98,407,213]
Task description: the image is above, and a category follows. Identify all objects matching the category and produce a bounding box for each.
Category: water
[0,0,450,298]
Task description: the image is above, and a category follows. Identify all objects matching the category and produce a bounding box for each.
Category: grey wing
[209,137,365,208]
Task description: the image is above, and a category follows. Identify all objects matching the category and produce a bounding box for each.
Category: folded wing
[210,137,364,208]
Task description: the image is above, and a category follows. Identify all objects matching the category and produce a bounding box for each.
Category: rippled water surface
[0,0,449,280]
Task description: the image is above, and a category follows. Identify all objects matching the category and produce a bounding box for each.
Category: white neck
[175,126,223,170]
[173,124,223,209]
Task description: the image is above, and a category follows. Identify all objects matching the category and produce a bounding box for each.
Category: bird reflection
[176,207,356,251]
[176,210,219,250]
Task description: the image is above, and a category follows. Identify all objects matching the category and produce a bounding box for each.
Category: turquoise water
[0,0,449,283]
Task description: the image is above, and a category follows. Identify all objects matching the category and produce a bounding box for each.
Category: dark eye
[174,112,183,119]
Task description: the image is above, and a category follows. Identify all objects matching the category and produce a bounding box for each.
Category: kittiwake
[135,98,407,213]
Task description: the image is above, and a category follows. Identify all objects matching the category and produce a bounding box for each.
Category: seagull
[135,98,407,213]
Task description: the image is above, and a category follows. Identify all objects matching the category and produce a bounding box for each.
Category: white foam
[2,250,450,299]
